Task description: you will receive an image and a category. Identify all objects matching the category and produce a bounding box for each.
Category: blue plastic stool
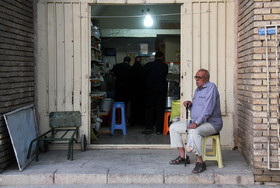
[111,102,126,135]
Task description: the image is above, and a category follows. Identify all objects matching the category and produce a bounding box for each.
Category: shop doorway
[89,4,181,145]
[35,1,235,149]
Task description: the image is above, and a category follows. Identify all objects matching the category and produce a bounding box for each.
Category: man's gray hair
[198,68,210,78]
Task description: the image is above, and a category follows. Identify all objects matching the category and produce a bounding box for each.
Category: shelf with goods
[91,36,102,64]
[90,20,106,141]
[91,19,102,64]
[90,51,107,99]
[90,66,106,141]
[165,62,180,74]
[90,70,112,140]
[90,79,105,141]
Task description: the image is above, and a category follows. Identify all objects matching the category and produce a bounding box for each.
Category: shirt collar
[203,81,210,88]
[197,81,210,91]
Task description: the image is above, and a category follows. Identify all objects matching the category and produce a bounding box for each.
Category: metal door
[181,0,235,115]
[36,1,90,136]
[180,0,235,148]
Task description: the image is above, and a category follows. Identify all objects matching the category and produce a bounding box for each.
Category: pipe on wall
[265,24,280,170]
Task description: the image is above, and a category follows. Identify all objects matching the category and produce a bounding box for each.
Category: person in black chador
[111,56,132,106]
[130,56,145,126]
[142,51,168,134]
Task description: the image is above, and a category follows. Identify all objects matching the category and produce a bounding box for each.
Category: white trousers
[169,121,217,156]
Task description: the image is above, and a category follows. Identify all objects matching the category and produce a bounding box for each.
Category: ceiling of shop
[91,4,181,37]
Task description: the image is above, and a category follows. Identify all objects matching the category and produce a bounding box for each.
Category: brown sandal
[192,162,206,173]
[169,156,190,165]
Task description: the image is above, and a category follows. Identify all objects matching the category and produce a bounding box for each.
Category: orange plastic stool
[163,111,171,135]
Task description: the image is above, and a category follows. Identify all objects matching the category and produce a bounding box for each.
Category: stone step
[0,149,254,186]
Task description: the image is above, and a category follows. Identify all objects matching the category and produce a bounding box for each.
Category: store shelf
[91,20,106,142]
[91,96,104,99]
[99,127,111,134]
[91,34,101,41]
[91,46,101,52]
[165,62,180,64]
[91,59,102,63]
[90,79,101,83]
[90,91,106,99]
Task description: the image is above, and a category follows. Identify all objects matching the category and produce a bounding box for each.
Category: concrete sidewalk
[0,149,254,186]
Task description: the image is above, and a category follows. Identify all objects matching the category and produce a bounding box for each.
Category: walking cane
[184,105,189,167]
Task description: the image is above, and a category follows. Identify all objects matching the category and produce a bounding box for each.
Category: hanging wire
[102,29,123,42]
[91,13,179,19]
[91,11,209,19]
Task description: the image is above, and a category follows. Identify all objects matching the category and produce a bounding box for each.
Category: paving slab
[108,167,163,184]
[0,169,54,186]
[164,167,215,184]
[2,185,279,188]
[213,167,254,185]
[0,149,254,186]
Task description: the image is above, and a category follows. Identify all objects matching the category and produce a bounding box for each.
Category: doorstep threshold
[49,144,172,150]
[87,144,172,149]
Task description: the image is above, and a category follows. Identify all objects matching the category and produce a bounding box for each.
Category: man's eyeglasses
[194,76,205,80]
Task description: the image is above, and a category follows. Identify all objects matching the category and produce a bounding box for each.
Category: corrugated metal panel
[37,1,90,136]
[181,0,228,116]
[47,2,79,112]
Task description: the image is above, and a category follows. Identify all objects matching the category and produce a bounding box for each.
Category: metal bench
[27,111,86,161]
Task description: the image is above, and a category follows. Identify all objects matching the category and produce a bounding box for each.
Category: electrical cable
[91,11,209,19]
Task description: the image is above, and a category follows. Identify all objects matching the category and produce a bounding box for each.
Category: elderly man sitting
[169,68,223,173]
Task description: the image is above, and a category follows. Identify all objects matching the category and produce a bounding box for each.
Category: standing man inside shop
[169,69,223,173]
[142,51,168,135]
[130,56,145,127]
[111,56,132,107]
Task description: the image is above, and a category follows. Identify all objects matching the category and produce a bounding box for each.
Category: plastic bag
[171,116,180,123]
[92,116,102,132]
[186,134,196,153]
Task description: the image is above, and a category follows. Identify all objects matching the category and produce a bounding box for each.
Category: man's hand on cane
[183,101,192,108]
[183,101,198,129]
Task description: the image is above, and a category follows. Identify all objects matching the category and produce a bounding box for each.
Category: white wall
[165,36,180,62]
[102,37,156,65]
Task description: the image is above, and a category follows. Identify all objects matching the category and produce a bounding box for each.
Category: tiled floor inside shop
[91,124,171,145]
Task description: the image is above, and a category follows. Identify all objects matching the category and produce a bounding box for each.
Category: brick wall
[0,0,34,172]
[238,0,280,184]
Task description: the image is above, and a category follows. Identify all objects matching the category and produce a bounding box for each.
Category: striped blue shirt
[190,81,223,132]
